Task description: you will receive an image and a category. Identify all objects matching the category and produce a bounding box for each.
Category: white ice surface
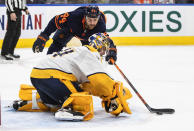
[0,46,194,131]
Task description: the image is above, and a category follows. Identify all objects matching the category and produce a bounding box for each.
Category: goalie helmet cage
[133,0,175,3]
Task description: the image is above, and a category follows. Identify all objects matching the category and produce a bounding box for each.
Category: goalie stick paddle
[110,59,175,115]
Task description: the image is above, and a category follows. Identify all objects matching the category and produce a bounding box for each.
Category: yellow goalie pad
[19,84,40,100]
[17,84,50,112]
[62,92,94,121]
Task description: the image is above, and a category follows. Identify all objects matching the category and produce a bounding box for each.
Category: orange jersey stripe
[82,17,86,30]
[55,15,61,29]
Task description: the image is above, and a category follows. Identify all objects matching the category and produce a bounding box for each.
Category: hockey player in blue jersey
[32,5,117,64]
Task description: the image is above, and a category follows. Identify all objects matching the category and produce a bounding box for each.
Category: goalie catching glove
[102,82,132,116]
[32,32,49,53]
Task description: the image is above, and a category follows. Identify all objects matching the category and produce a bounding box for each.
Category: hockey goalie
[12,33,133,121]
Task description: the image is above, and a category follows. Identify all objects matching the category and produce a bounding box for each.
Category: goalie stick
[110,59,175,115]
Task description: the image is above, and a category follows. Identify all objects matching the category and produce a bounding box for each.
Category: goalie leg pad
[19,84,40,100]
[70,92,94,121]
[16,84,50,112]
[14,100,49,112]
[55,92,94,121]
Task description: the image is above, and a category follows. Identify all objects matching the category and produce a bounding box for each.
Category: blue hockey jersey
[42,6,109,45]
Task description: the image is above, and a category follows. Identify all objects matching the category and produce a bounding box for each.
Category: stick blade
[150,108,175,115]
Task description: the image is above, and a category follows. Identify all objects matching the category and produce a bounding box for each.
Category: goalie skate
[55,108,85,121]
[12,100,28,110]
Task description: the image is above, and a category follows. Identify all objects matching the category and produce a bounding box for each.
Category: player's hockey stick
[110,59,175,115]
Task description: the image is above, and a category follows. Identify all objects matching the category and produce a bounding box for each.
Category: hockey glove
[102,82,132,116]
[105,47,117,65]
[32,33,49,53]
[102,97,123,116]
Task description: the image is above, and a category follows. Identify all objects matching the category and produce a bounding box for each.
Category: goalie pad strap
[32,90,40,110]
